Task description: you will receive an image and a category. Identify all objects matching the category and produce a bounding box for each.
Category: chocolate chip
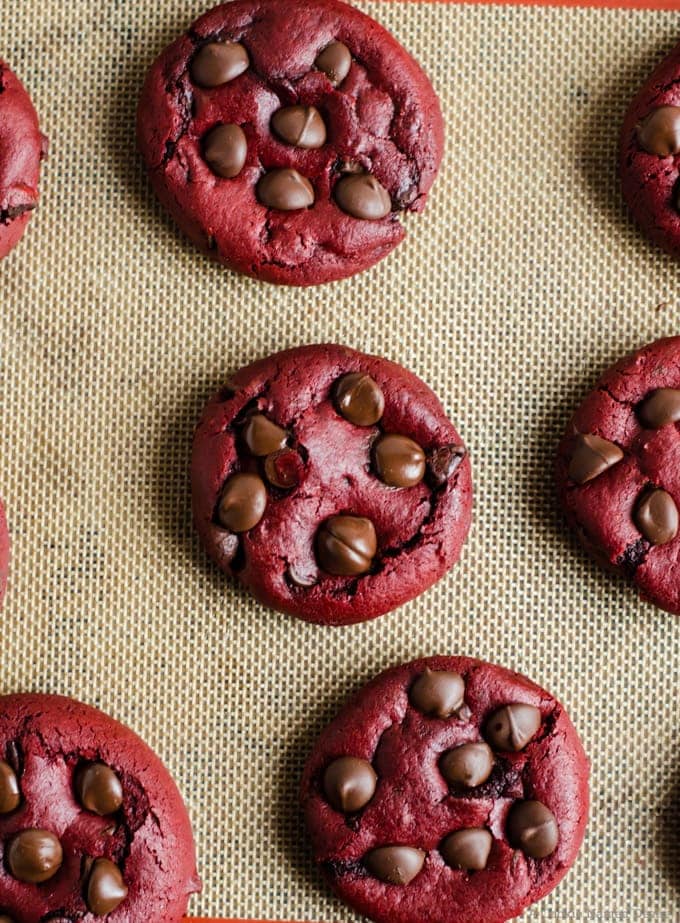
[635,488,679,545]
[410,669,466,719]
[334,373,384,426]
[440,742,494,788]
[191,41,250,88]
[264,449,302,490]
[637,106,680,156]
[374,435,426,488]
[242,413,288,456]
[316,515,377,576]
[335,173,392,220]
[0,760,20,814]
[257,169,315,210]
[7,830,63,883]
[485,704,541,752]
[287,564,318,588]
[638,388,680,429]
[86,858,128,915]
[203,124,248,178]
[428,445,466,485]
[364,846,425,885]
[271,106,327,149]
[323,757,377,813]
[440,828,493,871]
[217,473,267,533]
[315,41,352,86]
[75,763,123,816]
[506,800,559,859]
[568,433,624,485]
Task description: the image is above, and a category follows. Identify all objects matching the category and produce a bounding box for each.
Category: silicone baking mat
[2,0,680,920]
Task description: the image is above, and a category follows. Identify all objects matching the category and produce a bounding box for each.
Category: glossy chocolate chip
[0,760,20,814]
[335,173,392,220]
[638,388,680,429]
[485,704,541,752]
[264,449,302,490]
[257,169,314,210]
[506,800,559,859]
[637,106,680,156]
[272,106,327,149]
[334,373,385,426]
[7,830,63,883]
[191,41,250,88]
[242,413,288,456]
[568,434,624,484]
[217,473,267,533]
[635,488,679,545]
[374,435,426,488]
[440,828,493,871]
[410,669,466,719]
[315,41,352,86]
[440,742,494,788]
[364,846,425,885]
[86,858,128,915]
[203,124,248,178]
[75,763,124,816]
[323,756,377,813]
[316,515,377,576]
[428,445,467,485]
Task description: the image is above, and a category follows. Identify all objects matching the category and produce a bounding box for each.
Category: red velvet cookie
[136,0,444,286]
[0,62,47,260]
[0,694,201,921]
[191,344,472,625]
[301,656,589,923]
[557,336,680,615]
[0,500,8,608]
[620,41,680,259]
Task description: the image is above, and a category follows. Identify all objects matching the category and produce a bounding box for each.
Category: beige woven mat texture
[1,1,680,920]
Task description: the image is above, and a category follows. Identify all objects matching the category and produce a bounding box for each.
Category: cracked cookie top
[191,344,472,625]
[0,694,200,922]
[557,337,680,615]
[301,656,589,923]
[0,62,47,261]
[136,0,444,286]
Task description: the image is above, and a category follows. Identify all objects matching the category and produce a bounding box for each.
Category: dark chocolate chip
[203,124,248,178]
[334,373,384,426]
[635,488,679,545]
[316,515,377,576]
[485,704,541,752]
[217,473,267,533]
[75,763,123,816]
[264,449,302,489]
[323,756,377,813]
[257,169,315,210]
[637,106,680,156]
[568,434,623,484]
[374,435,426,488]
[410,669,466,719]
[428,444,466,484]
[86,858,128,915]
[0,761,20,814]
[440,828,493,871]
[315,41,352,86]
[506,800,559,859]
[242,413,288,456]
[7,830,63,883]
[364,846,425,885]
[440,742,494,788]
[191,41,249,88]
[638,388,680,429]
[271,106,327,149]
[335,173,392,220]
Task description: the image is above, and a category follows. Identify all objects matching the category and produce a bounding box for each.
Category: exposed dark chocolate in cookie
[323,757,377,813]
[440,828,493,871]
[203,124,248,178]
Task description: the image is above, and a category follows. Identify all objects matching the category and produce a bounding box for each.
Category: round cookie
[0,694,201,921]
[136,0,444,286]
[0,61,47,260]
[301,656,589,923]
[191,344,472,625]
[557,336,680,615]
[620,41,680,259]
[0,500,8,608]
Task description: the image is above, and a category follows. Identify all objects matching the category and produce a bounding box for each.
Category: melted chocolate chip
[86,858,128,915]
[191,41,250,88]
[257,169,315,210]
[315,41,352,86]
[637,106,680,156]
[264,449,302,489]
[316,515,377,576]
[428,444,466,485]
[485,703,541,752]
[7,830,63,883]
[506,800,559,859]
[374,435,426,488]
[0,761,20,814]
[440,742,494,788]
[217,473,267,532]
[75,763,123,816]
[568,434,624,484]
[638,388,680,429]
[242,413,288,456]
[364,846,425,885]
[323,757,377,813]
[203,124,248,178]
[335,174,392,220]
[410,669,466,719]
[334,373,384,426]
[271,106,327,149]
[440,828,493,871]
[635,488,679,545]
